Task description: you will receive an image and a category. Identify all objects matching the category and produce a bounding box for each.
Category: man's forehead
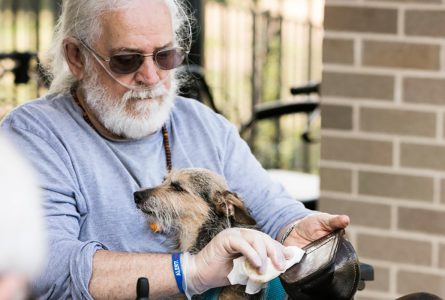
[97,1,173,50]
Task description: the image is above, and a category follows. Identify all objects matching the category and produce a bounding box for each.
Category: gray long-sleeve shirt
[1,93,311,299]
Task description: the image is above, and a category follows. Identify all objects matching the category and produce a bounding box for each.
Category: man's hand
[182,228,291,299]
[281,213,350,247]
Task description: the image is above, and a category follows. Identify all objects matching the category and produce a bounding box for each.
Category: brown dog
[134,168,261,299]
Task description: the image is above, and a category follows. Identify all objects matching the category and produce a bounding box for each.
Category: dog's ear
[214,191,256,225]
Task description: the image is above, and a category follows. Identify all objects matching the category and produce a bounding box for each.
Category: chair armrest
[357,262,375,291]
[240,100,319,134]
[290,82,320,96]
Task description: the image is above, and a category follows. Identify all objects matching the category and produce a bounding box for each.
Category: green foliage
[248,115,320,174]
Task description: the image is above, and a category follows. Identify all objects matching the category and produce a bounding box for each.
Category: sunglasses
[78,39,188,74]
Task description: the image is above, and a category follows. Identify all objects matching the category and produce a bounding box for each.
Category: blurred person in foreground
[0,134,46,300]
[0,0,349,299]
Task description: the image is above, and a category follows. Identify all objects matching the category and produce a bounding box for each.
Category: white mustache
[122,84,168,101]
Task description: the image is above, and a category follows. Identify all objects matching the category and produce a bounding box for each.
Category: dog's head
[134,168,255,252]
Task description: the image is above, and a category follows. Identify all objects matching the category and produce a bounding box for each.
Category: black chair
[135,277,149,300]
[239,84,321,210]
[179,65,322,209]
[179,65,374,294]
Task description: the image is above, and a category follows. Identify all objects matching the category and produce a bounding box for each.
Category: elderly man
[1,0,348,299]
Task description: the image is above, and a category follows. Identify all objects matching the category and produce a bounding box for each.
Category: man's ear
[63,37,86,80]
[214,191,256,226]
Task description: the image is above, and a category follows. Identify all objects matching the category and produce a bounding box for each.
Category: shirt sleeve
[221,123,314,239]
[1,120,104,300]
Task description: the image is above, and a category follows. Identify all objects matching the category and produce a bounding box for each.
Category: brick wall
[321,1,445,299]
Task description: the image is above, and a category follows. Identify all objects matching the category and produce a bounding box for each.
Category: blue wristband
[172,253,185,294]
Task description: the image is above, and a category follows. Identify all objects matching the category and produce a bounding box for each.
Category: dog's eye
[171,181,185,192]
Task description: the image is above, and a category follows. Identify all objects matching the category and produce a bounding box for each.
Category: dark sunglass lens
[155,48,185,70]
[109,54,144,74]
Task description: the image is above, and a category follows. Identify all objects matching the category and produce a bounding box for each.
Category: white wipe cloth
[227,246,305,294]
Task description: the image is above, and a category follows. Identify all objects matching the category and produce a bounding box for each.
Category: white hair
[0,135,46,278]
[45,0,192,94]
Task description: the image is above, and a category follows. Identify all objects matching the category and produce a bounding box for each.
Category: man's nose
[134,57,161,86]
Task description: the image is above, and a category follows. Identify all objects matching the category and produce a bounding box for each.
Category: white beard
[82,73,176,139]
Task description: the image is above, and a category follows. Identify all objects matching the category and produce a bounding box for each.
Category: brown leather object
[280,229,360,300]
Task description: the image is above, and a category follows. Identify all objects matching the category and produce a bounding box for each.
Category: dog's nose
[134,190,146,205]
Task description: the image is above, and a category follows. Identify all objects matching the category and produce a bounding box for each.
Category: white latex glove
[181,228,289,299]
[228,246,304,294]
